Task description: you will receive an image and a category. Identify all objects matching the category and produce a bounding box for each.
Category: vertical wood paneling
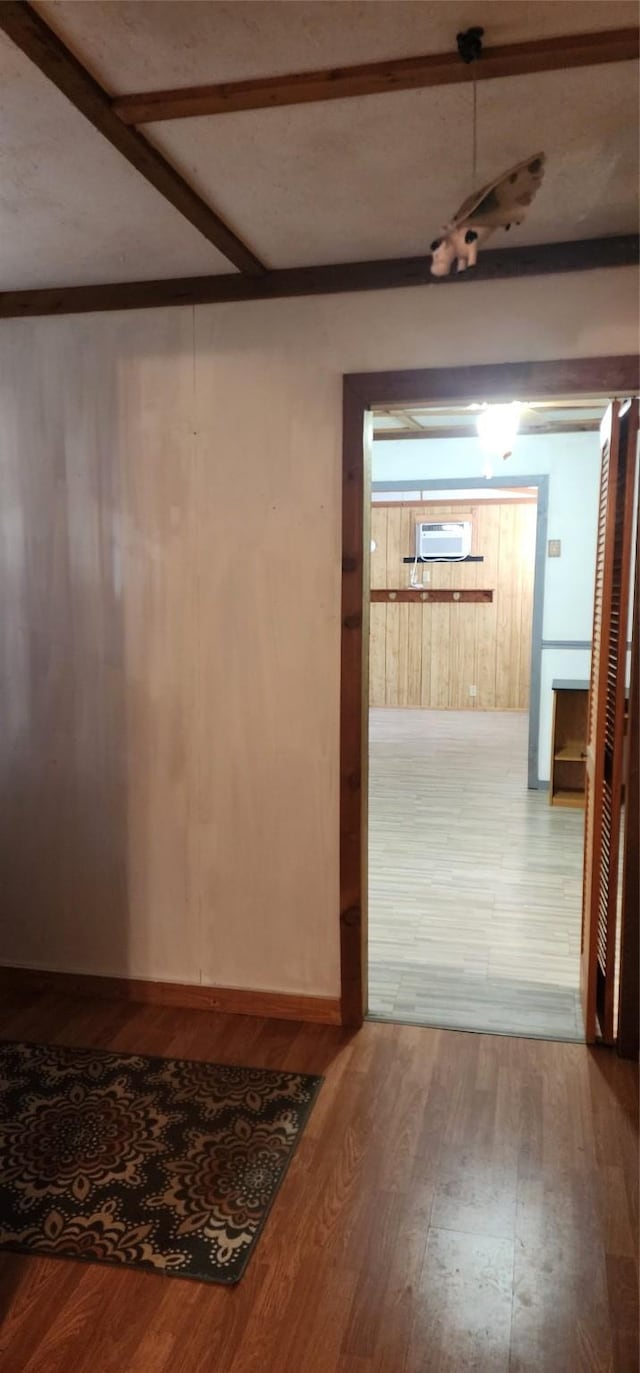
[370,507,387,589]
[369,501,536,710]
[368,604,386,705]
[0,309,346,1003]
[384,604,400,706]
[383,509,401,706]
[429,604,452,707]
[396,602,410,706]
[420,602,432,708]
[384,503,402,586]
[495,507,516,710]
[517,504,537,708]
[449,602,468,709]
[476,502,500,707]
[406,602,423,705]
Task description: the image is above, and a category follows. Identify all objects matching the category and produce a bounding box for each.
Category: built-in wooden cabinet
[549,680,589,807]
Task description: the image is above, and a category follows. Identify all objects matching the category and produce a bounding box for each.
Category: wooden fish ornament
[430,152,546,276]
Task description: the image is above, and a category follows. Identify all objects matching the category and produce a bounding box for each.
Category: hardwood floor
[368,708,584,1038]
[0,991,637,1372]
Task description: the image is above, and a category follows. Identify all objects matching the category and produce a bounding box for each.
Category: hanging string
[457,27,483,191]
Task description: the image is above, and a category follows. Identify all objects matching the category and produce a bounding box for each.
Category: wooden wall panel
[517,507,535,708]
[1,293,634,1008]
[369,603,387,704]
[406,602,423,705]
[476,503,500,707]
[429,604,451,707]
[369,501,537,710]
[370,507,388,589]
[0,307,343,999]
[397,602,411,707]
[495,508,517,709]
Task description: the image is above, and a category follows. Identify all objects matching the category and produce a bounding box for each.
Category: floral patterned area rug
[0,1040,322,1284]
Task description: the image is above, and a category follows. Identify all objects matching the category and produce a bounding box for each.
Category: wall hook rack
[371,589,493,604]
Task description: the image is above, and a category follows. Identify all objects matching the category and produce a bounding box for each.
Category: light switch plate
[548,539,562,558]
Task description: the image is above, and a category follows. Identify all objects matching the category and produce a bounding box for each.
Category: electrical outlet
[469,685,477,698]
[548,539,562,558]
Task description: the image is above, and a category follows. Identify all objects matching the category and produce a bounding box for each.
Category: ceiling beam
[374,419,601,441]
[404,398,605,414]
[112,27,640,124]
[0,235,636,320]
[0,1,265,275]
[381,409,426,432]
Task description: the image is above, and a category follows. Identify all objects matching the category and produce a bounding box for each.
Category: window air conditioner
[416,521,472,560]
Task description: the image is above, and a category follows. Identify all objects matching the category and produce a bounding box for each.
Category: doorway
[367,437,588,1037]
[339,356,639,1041]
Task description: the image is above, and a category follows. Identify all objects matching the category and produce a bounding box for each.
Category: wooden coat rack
[371,588,493,603]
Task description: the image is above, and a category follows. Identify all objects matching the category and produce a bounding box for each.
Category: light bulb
[476,402,522,465]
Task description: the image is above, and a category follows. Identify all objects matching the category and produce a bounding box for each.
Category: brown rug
[0,1040,321,1284]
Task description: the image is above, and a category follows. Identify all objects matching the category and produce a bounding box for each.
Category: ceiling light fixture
[476,402,523,479]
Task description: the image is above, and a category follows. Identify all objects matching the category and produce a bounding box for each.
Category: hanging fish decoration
[430,152,546,277]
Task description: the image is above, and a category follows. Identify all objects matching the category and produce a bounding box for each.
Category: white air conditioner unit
[416,520,472,560]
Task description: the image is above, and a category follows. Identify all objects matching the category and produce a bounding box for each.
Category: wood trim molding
[1,235,637,320]
[349,356,640,410]
[0,966,341,1026]
[0,2,264,275]
[340,356,640,1028]
[340,376,369,1027]
[112,28,640,124]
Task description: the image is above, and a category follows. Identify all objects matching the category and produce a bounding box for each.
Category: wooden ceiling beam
[112,27,640,125]
[381,409,426,432]
[374,419,601,441]
[0,235,636,320]
[0,1,265,275]
[400,398,605,414]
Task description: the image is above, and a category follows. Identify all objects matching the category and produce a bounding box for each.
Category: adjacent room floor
[368,708,585,1039]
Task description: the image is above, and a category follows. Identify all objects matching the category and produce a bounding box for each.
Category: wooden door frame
[340,355,640,1027]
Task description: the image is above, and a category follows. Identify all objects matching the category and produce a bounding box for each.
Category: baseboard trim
[0,966,342,1026]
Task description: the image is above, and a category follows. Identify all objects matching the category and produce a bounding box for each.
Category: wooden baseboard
[0,966,342,1026]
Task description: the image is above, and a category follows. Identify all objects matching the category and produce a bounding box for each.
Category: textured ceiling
[0,31,235,289]
[145,63,639,267]
[1,1,638,288]
[34,1,640,91]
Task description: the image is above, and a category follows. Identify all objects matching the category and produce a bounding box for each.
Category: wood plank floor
[368,709,584,1038]
[0,991,637,1372]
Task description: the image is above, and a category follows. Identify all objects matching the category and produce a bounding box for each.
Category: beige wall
[0,268,637,997]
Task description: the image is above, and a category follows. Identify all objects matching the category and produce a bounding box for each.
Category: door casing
[340,355,640,1028]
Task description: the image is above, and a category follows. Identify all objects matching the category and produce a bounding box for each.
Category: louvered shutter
[581,399,639,1043]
